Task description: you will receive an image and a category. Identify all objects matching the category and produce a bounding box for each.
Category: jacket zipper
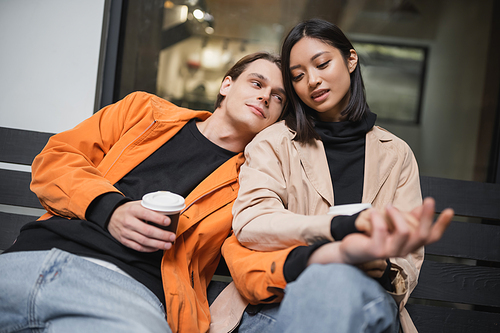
[102,120,157,177]
[180,180,235,215]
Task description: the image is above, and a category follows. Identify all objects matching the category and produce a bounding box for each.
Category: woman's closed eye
[292,72,304,82]
[317,60,330,69]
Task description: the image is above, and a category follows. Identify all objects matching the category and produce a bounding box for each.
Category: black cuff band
[85,192,131,230]
[283,240,330,282]
[330,212,361,240]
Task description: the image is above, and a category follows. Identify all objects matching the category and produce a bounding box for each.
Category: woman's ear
[219,76,233,96]
[347,49,358,73]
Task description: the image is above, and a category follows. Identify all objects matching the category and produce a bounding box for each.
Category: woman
[228,19,452,332]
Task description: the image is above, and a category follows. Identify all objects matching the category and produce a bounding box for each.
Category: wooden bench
[0,126,52,251]
[1,125,499,332]
[407,176,500,332]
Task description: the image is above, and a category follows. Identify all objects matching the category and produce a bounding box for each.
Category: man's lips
[248,104,266,118]
[311,89,329,102]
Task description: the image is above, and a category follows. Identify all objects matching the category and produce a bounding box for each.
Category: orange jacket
[31,92,244,332]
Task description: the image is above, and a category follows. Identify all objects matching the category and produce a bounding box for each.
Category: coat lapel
[293,139,334,207]
[293,126,397,207]
[362,127,397,204]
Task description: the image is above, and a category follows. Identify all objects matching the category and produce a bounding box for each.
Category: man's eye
[252,81,262,88]
[273,94,283,102]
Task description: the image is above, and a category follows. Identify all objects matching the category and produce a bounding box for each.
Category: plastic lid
[327,203,372,216]
[141,191,185,213]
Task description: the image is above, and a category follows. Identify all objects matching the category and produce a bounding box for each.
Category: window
[113,0,500,182]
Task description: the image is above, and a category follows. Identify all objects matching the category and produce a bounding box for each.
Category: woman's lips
[311,89,329,102]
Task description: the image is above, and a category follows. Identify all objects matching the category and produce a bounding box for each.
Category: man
[0,52,286,333]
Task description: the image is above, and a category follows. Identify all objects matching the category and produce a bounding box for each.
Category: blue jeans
[0,249,171,333]
[239,263,400,333]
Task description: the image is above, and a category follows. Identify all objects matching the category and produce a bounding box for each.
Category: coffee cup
[327,203,372,216]
[141,191,185,234]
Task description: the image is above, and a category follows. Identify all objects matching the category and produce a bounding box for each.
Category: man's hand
[108,201,176,252]
[308,197,454,266]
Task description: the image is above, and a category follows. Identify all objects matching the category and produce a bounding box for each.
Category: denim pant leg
[0,249,171,333]
[274,263,400,333]
[237,303,280,333]
[207,280,280,333]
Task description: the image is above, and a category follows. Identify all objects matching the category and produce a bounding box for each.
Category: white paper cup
[141,191,185,234]
[327,203,372,216]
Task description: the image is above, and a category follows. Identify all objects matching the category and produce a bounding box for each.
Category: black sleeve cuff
[283,240,330,283]
[374,259,394,292]
[330,212,361,240]
[85,192,131,230]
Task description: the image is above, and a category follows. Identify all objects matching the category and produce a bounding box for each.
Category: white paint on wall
[0,0,106,134]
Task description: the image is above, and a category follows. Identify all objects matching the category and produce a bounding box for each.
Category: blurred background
[113,0,499,183]
[1,0,499,184]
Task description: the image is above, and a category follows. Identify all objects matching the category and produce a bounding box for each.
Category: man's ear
[347,49,358,74]
[219,76,233,96]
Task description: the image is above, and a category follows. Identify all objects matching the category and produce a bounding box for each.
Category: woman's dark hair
[281,18,369,143]
[214,51,281,110]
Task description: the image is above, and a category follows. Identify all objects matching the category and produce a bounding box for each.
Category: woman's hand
[308,198,454,266]
[355,206,420,235]
[356,259,388,278]
[354,208,373,234]
[341,197,453,264]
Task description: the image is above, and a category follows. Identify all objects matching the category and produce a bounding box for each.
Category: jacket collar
[151,95,212,123]
[292,126,396,206]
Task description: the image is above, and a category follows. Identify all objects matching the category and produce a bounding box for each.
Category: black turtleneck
[314,111,376,205]
[283,112,380,283]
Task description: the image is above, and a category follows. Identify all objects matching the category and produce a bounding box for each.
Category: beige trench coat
[228,120,422,332]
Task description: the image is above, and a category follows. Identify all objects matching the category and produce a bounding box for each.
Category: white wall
[0,0,106,134]
[418,0,492,180]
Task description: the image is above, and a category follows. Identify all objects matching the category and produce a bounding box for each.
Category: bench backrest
[1,126,500,332]
[408,176,500,332]
[0,127,53,251]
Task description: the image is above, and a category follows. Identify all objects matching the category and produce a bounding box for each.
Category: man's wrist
[307,241,346,266]
[85,192,130,230]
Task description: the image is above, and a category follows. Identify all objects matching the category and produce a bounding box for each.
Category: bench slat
[0,169,42,209]
[0,127,52,165]
[420,176,500,220]
[406,303,500,333]
[411,260,500,307]
[425,220,500,262]
[0,212,36,251]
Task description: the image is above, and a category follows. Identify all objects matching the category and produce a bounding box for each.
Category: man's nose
[258,94,269,106]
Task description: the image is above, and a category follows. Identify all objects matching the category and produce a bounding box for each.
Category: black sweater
[5,120,236,306]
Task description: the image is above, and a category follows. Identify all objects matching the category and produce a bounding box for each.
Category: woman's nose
[308,73,322,88]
